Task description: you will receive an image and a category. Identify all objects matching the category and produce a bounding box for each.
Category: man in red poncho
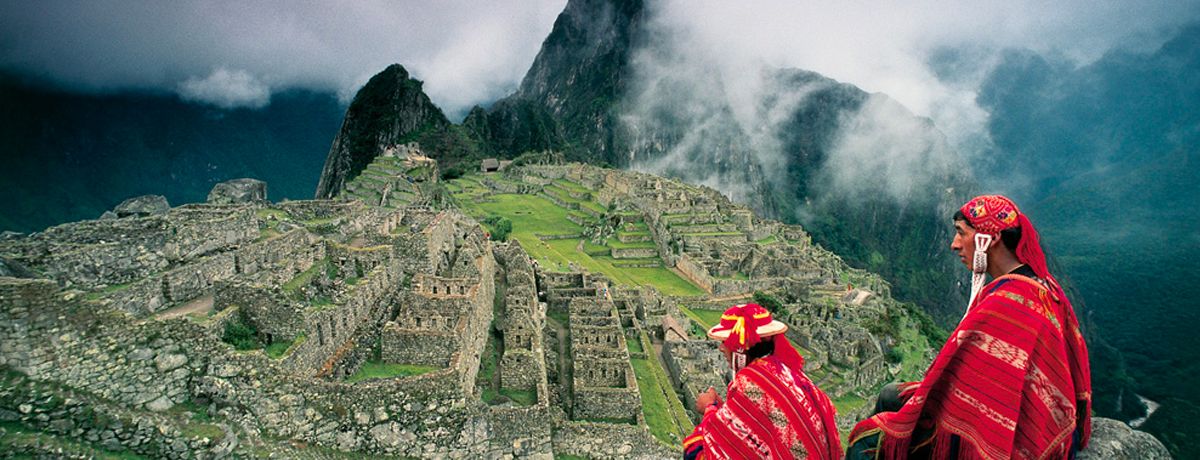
[683,303,843,460]
[848,195,1092,459]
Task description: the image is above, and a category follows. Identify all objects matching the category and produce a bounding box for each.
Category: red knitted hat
[959,194,1053,284]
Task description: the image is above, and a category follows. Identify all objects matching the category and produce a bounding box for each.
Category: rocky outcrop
[113,195,169,218]
[1080,417,1173,459]
[314,64,453,199]
[469,0,646,163]
[207,178,267,204]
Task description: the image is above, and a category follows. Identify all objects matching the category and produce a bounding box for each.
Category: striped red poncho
[683,352,843,460]
[850,274,1092,459]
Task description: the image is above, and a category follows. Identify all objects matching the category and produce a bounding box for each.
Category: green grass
[451,190,704,296]
[346,361,439,383]
[678,305,724,329]
[832,393,869,415]
[755,235,778,245]
[581,240,610,255]
[579,200,607,215]
[282,258,329,299]
[264,335,304,359]
[496,389,535,408]
[180,422,224,441]
[547,307,569,326]
[553,179,591,194]
[85,282,132,301]
[891,315,932,382]
[631,352,692,445]
[606,239,656,249]
[627,335,644,354]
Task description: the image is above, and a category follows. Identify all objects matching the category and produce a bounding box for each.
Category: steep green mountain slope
[978,24,1200,457]
[0,75,344,233]
[314,64,479,199]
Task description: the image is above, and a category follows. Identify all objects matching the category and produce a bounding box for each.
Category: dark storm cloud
[0,0,565,116]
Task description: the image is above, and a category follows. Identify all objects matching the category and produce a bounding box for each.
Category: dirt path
[155,294,214,320]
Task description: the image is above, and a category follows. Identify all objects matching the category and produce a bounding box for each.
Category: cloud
[645,1,1194,154]
[178,68,270,109]
[622,0,1198,209]
[0,0,565,117]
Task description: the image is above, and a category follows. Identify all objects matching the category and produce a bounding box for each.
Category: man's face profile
[951,219,977,270]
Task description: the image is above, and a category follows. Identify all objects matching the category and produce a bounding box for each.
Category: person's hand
[695,386,722,413]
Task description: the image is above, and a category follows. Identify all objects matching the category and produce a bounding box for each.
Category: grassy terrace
[630,331,694,446]
[553,178,592,194]
[606,238,656,249]
[450,181,705,297]
[678,305,724,329]
[346,361,439,383]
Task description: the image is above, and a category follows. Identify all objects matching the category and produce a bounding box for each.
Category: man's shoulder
[978,274,1064,331]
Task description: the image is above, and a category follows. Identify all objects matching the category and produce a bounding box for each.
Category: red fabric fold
[850,274,1092,459]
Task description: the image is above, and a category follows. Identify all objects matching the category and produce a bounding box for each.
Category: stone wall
[381,322,457,367]
[214,281,304,343]
[0,204,257,291]
[0,274,506,458]
[551,421,678,459]
[573,387,640,421]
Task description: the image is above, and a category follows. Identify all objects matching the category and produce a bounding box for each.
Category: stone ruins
[0,159,1165,458]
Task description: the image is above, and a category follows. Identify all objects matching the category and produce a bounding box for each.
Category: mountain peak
[314,64,451,198]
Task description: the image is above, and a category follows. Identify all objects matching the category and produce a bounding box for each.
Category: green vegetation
[264,335,305,359]
[440,165,465,180]
[282,257,331,300]
[482,387,537,406]
[752,291,784,314]
[831,393,868,415]
[481,215,513,241]
[221,315,261,350]
[84,282,132,301]
[630,331,693,445]
[448,185,704,296]
[755,235,777,245]
[346,361,438,383]
[678,306,724,330]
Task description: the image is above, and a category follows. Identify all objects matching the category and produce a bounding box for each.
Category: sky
[2,0,1197,128]
[0,0,566,117]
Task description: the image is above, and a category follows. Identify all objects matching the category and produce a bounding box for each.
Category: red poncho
[849,273,1092,459]
[684,346,843,460]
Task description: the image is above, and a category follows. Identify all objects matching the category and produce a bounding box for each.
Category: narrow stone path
[154,294,214,320]
[547,316,571,407]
